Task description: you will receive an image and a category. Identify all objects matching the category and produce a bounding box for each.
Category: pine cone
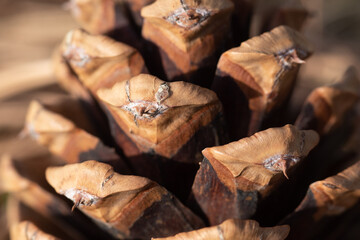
[1,0,360,239]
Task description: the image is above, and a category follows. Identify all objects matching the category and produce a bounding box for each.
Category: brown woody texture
[283,159,360,239]
[22,100,130,173]
[213,25,313,140]
[141,0,234,86]
[153,218,290,240]
[192,124,319,225]
[97,73,226,199]
[46,160,204,239]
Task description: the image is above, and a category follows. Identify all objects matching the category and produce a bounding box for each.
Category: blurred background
[0,0,359,239]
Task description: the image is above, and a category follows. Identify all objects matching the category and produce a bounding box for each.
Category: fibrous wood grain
[46,160,205,239]
[192,124,319,225]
